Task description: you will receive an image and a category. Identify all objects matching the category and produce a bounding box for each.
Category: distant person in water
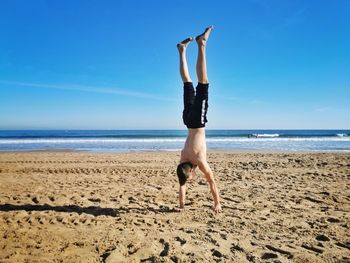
[176,26,222,213]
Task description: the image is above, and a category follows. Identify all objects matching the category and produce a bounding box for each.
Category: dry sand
[0,151,349,262]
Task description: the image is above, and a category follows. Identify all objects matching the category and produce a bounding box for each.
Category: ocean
[0,130,349,152]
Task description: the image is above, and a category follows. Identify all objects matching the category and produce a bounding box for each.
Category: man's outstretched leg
[196,26,213,84]
[177,37,194,83]
[195,26,221,212]
[177,37,196,128]
[190,26,214,127]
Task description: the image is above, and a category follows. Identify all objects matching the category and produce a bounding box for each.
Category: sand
[0,151,349,262]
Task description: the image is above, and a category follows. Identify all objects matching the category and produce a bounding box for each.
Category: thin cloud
[249,99,265,105]
[0,80,175,101]
[214,95,240,101]
[314,106,331,112]
[215,94,265,105]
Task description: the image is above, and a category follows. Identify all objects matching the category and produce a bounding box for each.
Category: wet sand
[0,151,349,262]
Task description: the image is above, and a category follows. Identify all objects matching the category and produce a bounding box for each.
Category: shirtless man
[176,26,222,213]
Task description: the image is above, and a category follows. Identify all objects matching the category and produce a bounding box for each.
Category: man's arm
[178,184,186,210]
[198,161,222,213]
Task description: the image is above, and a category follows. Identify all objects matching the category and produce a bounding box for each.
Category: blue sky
[0,0,349,129]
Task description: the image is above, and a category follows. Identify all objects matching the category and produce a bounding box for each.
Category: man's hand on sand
[212,203,222,213]
[174,207,185,212]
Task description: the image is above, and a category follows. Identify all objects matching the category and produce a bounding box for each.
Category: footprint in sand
[230,243,244,252]
[315,234,330,241]
[211,249,223,258]
[127,242,141,255]
[159,238,170,257]
[335,242,350,250]
[301,244,324,254]
[175,236,186,246]
[32,196,39,204]
[261,252,278,260]
[88,198,101,203]
[265,245,293,259]
[327,217,340,223]
[70,218,79,225]
[205,233,219,246]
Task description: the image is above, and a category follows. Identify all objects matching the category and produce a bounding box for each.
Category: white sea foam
[336,133,348,137]
[251,133,280,138]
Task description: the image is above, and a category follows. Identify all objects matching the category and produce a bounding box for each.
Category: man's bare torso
[180,128,207,166]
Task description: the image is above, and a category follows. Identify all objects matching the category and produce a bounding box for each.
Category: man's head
[176,162,194,186]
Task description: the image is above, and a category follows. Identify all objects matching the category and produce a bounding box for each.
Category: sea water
[0,130,349,152]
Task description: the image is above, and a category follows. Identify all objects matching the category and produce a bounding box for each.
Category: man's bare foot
[177,37,194,52]
[196,25,214,46]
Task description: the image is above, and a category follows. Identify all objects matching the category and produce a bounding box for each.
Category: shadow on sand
[0,203,177,217]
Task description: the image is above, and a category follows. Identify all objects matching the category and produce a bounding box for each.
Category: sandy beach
[0,151,349,262]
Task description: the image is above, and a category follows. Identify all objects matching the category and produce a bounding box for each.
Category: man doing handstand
[176,26,222,213]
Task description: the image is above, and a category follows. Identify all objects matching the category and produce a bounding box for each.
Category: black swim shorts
[182,82,209,129]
